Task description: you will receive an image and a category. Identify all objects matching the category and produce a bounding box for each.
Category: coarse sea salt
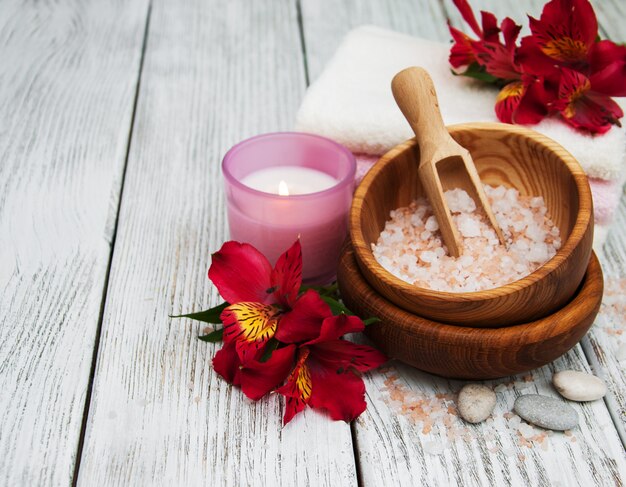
[372,185,561,292]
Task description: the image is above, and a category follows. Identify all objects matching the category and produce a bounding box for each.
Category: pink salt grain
[372,185,561,292]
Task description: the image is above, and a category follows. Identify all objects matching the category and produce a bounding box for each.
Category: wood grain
[75,1,356,485]
[300,0,450,80]
[351,123,594,327]
[584,192,626,446]
[353,348,626,487]
[339,243,602,379]
[0,1,149,485]
[589,0,626,42]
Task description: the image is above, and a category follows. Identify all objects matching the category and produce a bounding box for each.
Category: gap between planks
[71,3,154,485]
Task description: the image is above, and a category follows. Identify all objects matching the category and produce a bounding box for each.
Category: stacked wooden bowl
[338,123,602,379]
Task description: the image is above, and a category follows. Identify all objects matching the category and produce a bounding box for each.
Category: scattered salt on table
[372,185,561,292]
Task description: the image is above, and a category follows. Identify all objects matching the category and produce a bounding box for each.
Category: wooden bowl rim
[350,122,593,303]
[341,244,603,343]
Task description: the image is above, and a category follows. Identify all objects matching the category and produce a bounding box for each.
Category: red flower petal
[500,17,521,50]
[452,0,482,38]
[480,11,499,43]
[449,26,478,69]
[221,302,279,362]
[495,81,525,123]
[212,342,242,386]
[239,344,296,401]
[274,289,332,344]
[304,314,365,345]
[516,36,562,77]
[513,76,555,125]
[308,361,367,423]
[208,241,274,304]
[311,339,388,373]
[589,40,626,97]
[270,240,302,308]
[561,91,623,134]
[276,347,313,424]
[527,0,596,65]
[473,41,521,80]
[556,68,623,133]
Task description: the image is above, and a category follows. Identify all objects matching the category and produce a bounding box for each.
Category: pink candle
[222,132,356,284]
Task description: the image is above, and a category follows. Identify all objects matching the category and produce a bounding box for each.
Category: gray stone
[457,384,496,423]
[514,394,579,431]
[553,370,607,402]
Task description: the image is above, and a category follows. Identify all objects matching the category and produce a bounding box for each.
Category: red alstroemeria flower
[209,240,303,362]
[276,314,387,424]
[448,0,522,81]
[213,342,296,400]
[518,0,596,73]
[553,68,623,134]
[518,0,626,96]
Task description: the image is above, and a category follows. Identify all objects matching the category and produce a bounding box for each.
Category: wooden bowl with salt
[350,123,594,327]
[338,243,603,379]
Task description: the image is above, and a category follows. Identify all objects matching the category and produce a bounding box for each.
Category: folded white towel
[296,26,626,182]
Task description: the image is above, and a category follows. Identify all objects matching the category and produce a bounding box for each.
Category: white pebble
[457,384,497,423]
[552,370,607,402]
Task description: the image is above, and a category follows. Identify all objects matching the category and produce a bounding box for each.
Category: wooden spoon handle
[391,67,451,166]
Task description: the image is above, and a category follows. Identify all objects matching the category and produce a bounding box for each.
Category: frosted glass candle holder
[222,132,356,284]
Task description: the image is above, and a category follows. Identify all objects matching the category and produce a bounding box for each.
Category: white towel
[296,26,626,182]
[295,26,626,250]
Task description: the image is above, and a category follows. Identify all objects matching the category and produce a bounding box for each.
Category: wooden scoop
[391,67,506,257]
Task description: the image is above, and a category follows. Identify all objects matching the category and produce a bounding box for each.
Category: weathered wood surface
[354,349,626,486]
[75,0,356,485]
[301,0,626,484]
[583,0,626,447]
[0,1,149,485]
[301,0,449,80]
[594,0,626,42]
[585,192,626,446]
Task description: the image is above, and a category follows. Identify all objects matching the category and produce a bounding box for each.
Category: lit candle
[222,132,356,284]
[240,166,339,195]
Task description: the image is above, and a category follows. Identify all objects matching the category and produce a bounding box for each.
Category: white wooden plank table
[1,0,625,485]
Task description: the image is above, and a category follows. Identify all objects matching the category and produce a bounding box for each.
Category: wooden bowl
[350,123,594,327]
[338,243,603,379]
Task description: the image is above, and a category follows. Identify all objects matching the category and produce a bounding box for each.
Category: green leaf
[363,317,381,326]
[170,301,229,324]
[260,338,280,362]
[300,282,339,297]
[320,295,354,316]
[452,63,500,84]
[198,328,224,343]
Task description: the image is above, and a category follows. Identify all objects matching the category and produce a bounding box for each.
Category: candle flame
[278,180,290,196]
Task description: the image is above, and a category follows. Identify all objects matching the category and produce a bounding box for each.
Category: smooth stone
[553,370,607,402]
[514,394,579,431]
[457,384,496,423]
